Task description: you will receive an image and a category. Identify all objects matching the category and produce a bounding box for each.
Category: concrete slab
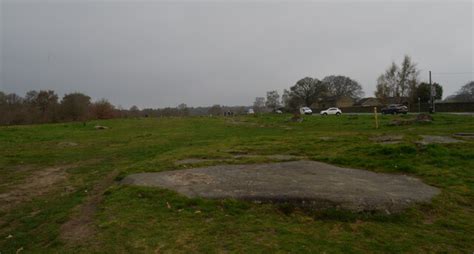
[122,161,439,213]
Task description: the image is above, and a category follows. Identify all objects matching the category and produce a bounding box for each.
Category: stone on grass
[94,125,109,130]
[417,135,464,145]
[122,161,439,213]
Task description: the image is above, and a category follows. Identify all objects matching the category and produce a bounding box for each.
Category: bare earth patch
[59,171,118,246]
[58,142,78,147]
[122,161,440,213]
[370,135,404,145]
[417,135,464,145]
[0,166,70,211]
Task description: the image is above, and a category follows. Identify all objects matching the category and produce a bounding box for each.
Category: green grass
[0,114,473,253]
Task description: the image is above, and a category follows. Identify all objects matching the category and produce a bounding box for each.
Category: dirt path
[59,171,118,246]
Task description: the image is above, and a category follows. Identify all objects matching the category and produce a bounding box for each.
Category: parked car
[299,107,313,115]
[320,107,342,116]
[247,109,255,114]
[381,104,408,115]
[275,109,283,114]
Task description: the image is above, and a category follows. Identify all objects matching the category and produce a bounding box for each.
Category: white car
[320,107,342,116]
[299,107,313,115]
[247,109,255,114]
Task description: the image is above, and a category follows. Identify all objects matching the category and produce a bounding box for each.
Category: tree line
[2,55,473,125]
[0,90,250,125]
[0,91,118,125]
[255,55,473,113]
[254,75,364,112]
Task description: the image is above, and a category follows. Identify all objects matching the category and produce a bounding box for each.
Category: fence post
[374,107,379,129]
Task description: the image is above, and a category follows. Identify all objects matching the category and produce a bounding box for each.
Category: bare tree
[177,103,189,116]
[91,99,116,119]
[289,77,327,107]
[2,93,26,125]
[265,90,280,111]
[281,89,290,110]
[60,93,91,121]
[35,90,59,122]
[375,55,419,103]
[322,75,364,99]
[129,105,140,117]
[253,97,266,113]
[208,104,222,116]
[447,81,474,102]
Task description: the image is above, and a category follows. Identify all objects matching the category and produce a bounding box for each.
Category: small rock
[94,125,109,130]
[319,137,332,141]
[6,234,13,239]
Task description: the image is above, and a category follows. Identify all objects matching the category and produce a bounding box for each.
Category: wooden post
[374,107,379,129]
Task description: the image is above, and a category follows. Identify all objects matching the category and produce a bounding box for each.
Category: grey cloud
[1,1,472,108]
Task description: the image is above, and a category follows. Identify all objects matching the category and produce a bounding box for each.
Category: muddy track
[59,170,118,246]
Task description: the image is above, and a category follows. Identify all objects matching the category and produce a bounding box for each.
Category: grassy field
[0,114,473,253]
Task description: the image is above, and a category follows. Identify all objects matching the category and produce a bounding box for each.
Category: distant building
[384,97,410,105]
[312,96,355,109]
[354,97,383,107]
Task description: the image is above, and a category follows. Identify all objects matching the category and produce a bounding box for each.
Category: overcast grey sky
[1,0,473,108]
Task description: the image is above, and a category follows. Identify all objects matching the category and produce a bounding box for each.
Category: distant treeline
[255,56,473,113]
[0,90,249,126]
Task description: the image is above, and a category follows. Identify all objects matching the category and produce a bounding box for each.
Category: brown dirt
[175,158,216,165]
[0,160,102,211]
[0,166,71,211]
[370,135,404,145]
[59,171,118,246]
